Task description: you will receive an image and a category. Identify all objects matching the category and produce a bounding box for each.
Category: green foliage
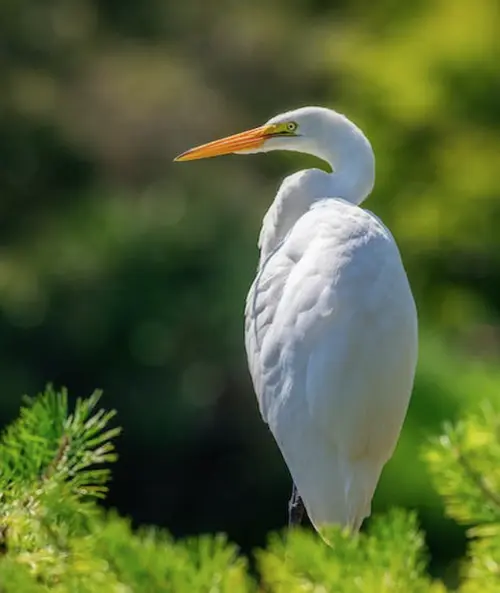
[3,386,500,591]
[425,402,500,526]
[258,510,446,593]
[425,402,500,591]
[0,387,251,592]
[1,386,119,499]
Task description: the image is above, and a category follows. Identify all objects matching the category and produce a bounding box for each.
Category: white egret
[174,106,418,539]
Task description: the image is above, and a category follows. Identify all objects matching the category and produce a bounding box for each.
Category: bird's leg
[288,483,305,528]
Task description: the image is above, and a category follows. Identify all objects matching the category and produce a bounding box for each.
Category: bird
[174,106,418,541]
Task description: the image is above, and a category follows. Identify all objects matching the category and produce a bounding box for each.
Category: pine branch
[455,448,500,513]
[0,386,123,589]
[424,402,500,527]
[0,386,121,502]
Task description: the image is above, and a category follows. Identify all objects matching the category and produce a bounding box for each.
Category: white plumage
[175,106,418,538]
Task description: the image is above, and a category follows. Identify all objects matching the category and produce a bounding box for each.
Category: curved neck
[307,120,376,207]
[257,111,376,261]
[327,158,375,207]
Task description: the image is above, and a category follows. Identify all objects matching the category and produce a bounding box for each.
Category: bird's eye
[286,122,298,133]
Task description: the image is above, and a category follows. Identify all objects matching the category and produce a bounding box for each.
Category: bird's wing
[245,199,418,529]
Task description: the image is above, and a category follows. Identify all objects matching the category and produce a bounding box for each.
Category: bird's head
[174,106,360,163]
[174,106,375,204]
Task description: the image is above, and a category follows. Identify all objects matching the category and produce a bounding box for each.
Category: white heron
[174,106,418,540]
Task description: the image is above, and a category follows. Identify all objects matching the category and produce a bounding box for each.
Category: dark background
[1,0,499,583]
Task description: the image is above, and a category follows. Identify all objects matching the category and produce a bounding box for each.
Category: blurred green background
[1,0,499,582]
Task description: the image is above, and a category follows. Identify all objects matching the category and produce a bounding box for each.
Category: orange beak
[174,124,274,162]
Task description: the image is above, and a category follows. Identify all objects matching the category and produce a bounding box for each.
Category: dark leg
[288,483,305,527]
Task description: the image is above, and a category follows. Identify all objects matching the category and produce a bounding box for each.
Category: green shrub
[0,386,499,592]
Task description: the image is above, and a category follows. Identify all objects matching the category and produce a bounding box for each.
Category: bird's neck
[308,125,376,207]
[327,163,374,207]
[258,168,343,263]
[258,161,374,264]
[258,121,375,264]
